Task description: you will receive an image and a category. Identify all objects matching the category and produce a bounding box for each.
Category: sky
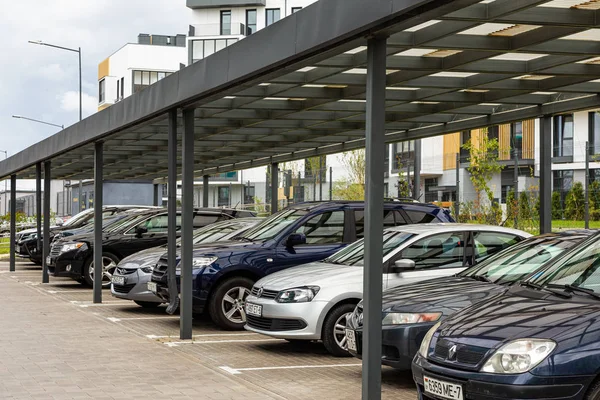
[0,0,190,159]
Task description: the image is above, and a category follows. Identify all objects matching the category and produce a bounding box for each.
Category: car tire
[209,276,254,330]
[586,379,600,400]
[134,301,161,308]
[83,252,120,288]
[322,303,356,357]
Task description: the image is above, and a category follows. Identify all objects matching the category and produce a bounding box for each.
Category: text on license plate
[112,276,125,285]
[245,303,262,317]
[345,329,357,352]
[147,282,157,293]
[423,376,463,400]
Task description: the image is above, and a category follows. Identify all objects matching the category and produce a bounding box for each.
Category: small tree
[565,182,585,221]
[518,191,531,222]
[395,155,411,198]
[506,189,517,227]
[551,191,563,220]
[332,150,366,200]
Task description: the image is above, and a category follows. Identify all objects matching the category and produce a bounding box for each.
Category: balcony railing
[189,23,247,37]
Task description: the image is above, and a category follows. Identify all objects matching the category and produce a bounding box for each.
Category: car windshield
[324,231,415,267]
[240,209,308,241]
[459,236,576,285]
[62,209,94,227]
[103,213,149,233]
[528,234,600,295]
[176,220,255,246]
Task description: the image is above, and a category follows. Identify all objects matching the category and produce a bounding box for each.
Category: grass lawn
[0,237,8,255]
[553,220,600,230]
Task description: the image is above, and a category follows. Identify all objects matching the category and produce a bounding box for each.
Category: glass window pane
[215,39,227,52]
[204,40,215,57]
[402,232,465,269]
[193,40,204,60]
[227,39,238,46]
[149,71,158,84]
[157,72,166,80]
[473,232,520,262]
[295,211,345,244]
[133,71,142,85]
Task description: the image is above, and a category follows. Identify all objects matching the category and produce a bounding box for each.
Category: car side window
[473,232,521,262]
[193,214,220,227]
[129,215,181,234]
[355,210,407,239]
[405,210,437,224]
[401,232,465,269]
[294,211,345,245]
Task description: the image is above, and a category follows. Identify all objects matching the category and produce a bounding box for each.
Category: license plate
[46,256,52,266]
[112,276,125,285]
[245,303,262,317]
[423,376,463,400]
[345,329,357,352]
[147,282,157,293]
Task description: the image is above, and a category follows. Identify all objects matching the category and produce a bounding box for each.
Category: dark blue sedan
[412,232,600,400]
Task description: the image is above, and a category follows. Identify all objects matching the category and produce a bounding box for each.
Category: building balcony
[187,0,265,9]
[189,23,247,37]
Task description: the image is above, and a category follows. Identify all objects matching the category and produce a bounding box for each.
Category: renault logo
[448,345,458,361]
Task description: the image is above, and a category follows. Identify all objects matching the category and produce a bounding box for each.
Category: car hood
[381,276,505,315]
[118,246,167,269]
[190,239,266,258]
[257,262,364,290]
[438,286,600,347]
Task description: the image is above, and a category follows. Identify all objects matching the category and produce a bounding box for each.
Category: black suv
[49,207,255,287]
[150,201,454,330]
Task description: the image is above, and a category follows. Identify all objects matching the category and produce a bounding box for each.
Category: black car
[150,201,455,330]
[49,207,255,287]
[346,231,592,369]
[15,205,158,265]
[412,232,600,400]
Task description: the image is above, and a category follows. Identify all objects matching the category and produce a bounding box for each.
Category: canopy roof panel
[3,0,600,181]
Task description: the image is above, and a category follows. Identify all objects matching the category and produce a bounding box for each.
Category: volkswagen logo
[448,344,458,361]
[256,287,264,297]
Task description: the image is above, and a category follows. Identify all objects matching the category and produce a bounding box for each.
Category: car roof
[385,223,530,237]
[287,201,445,211]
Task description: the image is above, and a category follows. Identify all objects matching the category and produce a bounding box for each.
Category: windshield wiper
[233,236,253,242]
[469,275,492,283]
[520,281,572,299]
[553,284,600,300]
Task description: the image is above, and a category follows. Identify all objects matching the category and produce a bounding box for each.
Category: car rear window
[405,210,437,224]
[355,210,407,239]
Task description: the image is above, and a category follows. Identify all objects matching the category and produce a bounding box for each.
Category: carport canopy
[3,1,600,399]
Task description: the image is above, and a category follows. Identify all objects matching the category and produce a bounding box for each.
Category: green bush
[519,191,531,222]
[565,182,585,221]
[551,191,563,220]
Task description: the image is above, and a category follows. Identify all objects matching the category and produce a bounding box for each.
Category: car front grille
[115,267,137,275]
[112,283,136,294]
[246,315,307,331]
[250,286,279,299]
[433,339,488,366]
[151,257,168,282]
[50,242,63,257]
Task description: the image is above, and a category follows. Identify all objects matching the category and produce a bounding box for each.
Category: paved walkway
[0,262,281,400]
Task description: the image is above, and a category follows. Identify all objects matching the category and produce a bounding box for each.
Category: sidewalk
[0,262,280,400]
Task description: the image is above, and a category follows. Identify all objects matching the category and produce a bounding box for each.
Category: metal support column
[514,149,519,228]
[540,116,552,234]
[9,175,16,272]
[180,108,195,340]
[153,184,160,206]
[79,180,83,211]
[329,167,333,201]
[455,154,460,218]
[585,141,590,229]
[35,163,42,259]
[166,110,179,315]
[270,163,278,214]
[93,142,103,303]
[42,161,51,283]
[362,35,387,400]
[319,156,323,201]
[413,140,422,201]
[203,175,209,207]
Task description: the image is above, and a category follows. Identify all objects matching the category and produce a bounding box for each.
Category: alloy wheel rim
[222,286,250,324]
[89,256,118,284]
[334,312,352,351]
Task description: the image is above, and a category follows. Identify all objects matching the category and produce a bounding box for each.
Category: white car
[244,224,530,356]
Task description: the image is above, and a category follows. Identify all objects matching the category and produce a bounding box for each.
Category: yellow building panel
[499,124,511,160]
[523,119,535,159]
[443,132,460,170]
[98,58,109,81]
[98,103,111,112]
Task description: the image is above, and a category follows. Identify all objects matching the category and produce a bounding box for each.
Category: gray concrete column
[167,110,179,314]
[203,175,209,207]
[514,148,519,228]
[180,108,195,339]
[362,35,387,400]
[42,161,51,284]
[540,116,552,233]
[79,181,83,212]
[413,139,422,201]
[93,142,104,303]
[455,153,460,218]
[270,163,278,214]
[585,141,590,229]
[153,184,160,206]
[36,163,42,259]
[9,175,16,272]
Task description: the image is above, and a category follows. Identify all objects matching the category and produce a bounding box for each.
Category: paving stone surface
[0,261,418,400]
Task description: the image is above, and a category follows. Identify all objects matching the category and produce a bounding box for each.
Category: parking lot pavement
[0,262,418,400]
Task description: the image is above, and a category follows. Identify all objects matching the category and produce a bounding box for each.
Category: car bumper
[243,295,326,340]
[346,321,433,370]
[111,269,163,303]
[412,354,593,400]
[51,253,84,279]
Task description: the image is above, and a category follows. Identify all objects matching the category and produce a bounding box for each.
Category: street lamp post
[12,115,64,130]
[28,40,82,121]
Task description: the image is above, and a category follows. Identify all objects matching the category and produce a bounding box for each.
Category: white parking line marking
[47,290,92,293]
[219,363,362,375]
[108,316,180,322]
[70,300,129,304]
[165,338,282,347]
[146,333,259,339]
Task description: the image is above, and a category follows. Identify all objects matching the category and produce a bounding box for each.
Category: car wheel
[83,252,120,288]
[586,379,600,400]
[322,303,356,357]
[209,276,253,330]
[134,301,161,308]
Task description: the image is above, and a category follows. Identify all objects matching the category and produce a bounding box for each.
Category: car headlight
[140,266,154,273]
[418,321,441,358]
[193,256,218,269]
[382,312,442,326]
[481,339,556,374]
[275,286,320,303]
[61,242,85,253]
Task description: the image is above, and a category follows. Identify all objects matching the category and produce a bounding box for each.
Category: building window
[554,114,574,158]
[266,8,281,26]
[218,186,230,207]
[291,7,302,13]
[116,80,120,101]
[511,121,523,158]
[246,9,257,35]
[133,70,172,93]
[120,77,124,99]
[99,79,105,103]
[425,178,438,203]
[191,39,238,63]
[220,10,232,35]
[244,185,255,205]
[589,112,600,155]
[393,141,414,170]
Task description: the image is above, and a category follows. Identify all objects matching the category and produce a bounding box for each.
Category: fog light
[66,265,72,272]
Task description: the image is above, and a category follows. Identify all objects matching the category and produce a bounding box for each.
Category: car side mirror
[286,233,306,247]
[392,259,416,273]
[55,220,64,226]
[135,226,148,238]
